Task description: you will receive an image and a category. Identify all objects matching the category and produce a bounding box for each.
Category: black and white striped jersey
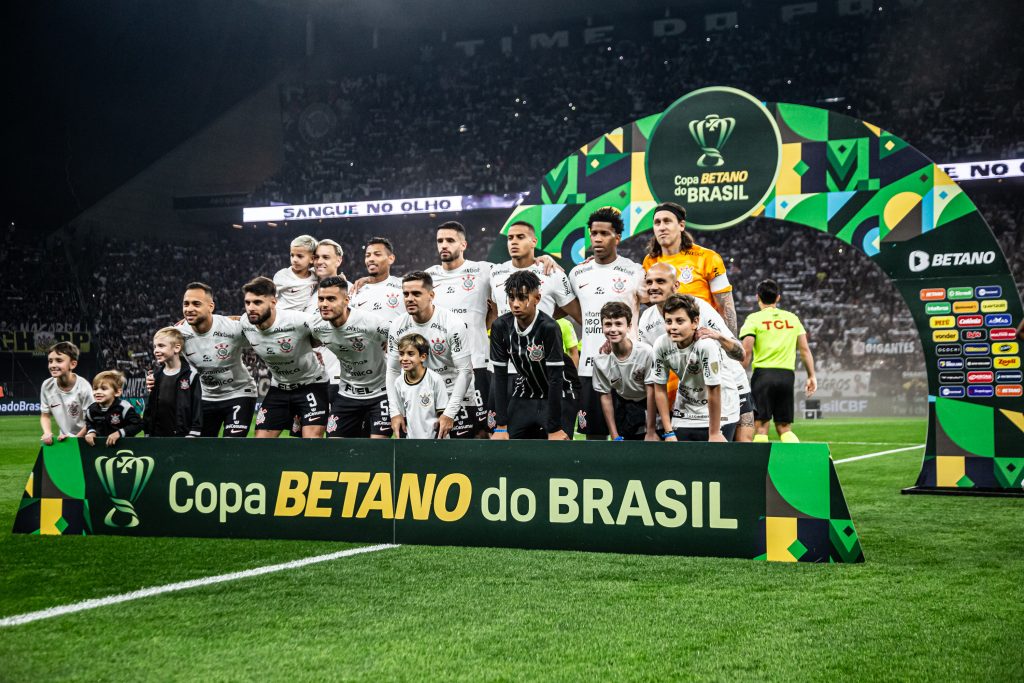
[490,311,580,400]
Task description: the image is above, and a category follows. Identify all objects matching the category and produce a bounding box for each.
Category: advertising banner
[13,438,863,563]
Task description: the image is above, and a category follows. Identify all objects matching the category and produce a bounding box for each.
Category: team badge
[277,338,294,353]
[179,377,190,390]
[431,337,448,356]
[612,277,626,293]
[111,413,122,426]
[527,343,545,361]
[687,359,700,374]
[461,275,476,291]
[68,402,80,418]
[386,293,400,308]
[487,410,496,430]
[256,408,266,425]
[215,342,230,360]
[710,362,719,374]
[326,414,338,434]
[577,410,587,430]
[352,336,366,352]
[680,266,694,284]
[420,393,432,407]
[632,369,646,384]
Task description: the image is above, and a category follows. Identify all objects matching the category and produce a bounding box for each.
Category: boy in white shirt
[39,342,92,444]
[273,234,319,312]
[393,334,449,439]
[592,302,656,441]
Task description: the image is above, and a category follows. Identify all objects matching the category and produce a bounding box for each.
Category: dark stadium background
[3,0,1022,417]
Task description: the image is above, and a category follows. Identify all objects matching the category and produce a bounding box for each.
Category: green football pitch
[0,415,1021,681]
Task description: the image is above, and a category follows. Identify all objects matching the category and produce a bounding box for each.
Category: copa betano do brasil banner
[490,86,1024,493]
[13,438,863,563]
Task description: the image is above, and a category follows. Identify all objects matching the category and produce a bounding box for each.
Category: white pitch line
[834,444,925,465]
[0,543,398,629]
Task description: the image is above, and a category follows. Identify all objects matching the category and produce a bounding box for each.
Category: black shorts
[256,383,330,431]
[449,404,478,439]
[577,379,610,437]
[200,397,256,437]
[507,395,578,439]
[751,368,795,424]
[612,396,648,440]
[675,422,738,442]
[327,393,392,438]
[739,391,755,416]
[473,368,490,432]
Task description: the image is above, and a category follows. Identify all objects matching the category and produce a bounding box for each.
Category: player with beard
[176,282,258,437]
[349,237,403,321]
[638,263,753,441]
[568,207,647,440]
[489,271,578,440]
[311,276,393,439]
[386,271,476,439]
[240,276,329,438]
[643,202,738,334]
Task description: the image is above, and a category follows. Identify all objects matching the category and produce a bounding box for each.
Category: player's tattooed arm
[714,291,738,335]
[694,327,744,361]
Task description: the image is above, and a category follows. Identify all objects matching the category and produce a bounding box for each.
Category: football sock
[780,431,800,443]
[752,434,769,443]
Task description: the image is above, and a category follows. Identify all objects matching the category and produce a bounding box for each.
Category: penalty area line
[834,444,925,465]
[0,543,398,629]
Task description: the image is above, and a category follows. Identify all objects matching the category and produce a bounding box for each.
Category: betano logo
[908,250,996,273]
[95,451,155,528]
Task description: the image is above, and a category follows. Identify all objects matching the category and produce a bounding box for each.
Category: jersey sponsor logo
[967,385,994,398]
[762,319,797,330]
[431,337,448,356]
[996,385,1023,397]
[527,342,545,362]
[989,328,1016,341]
[961,329,987,341]
[909,250,995,272]
[612,277,627,293]
[985,313,1012,327]
[919,288,946,301]
[974,285,1002,299]
[679,265,694,284]
[595,287,605,295]
[993,342,1019,355]
[938,386,965,398]
[277,338,294,353]
[461,274,477,291]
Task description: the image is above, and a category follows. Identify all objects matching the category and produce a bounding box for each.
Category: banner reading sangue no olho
[14,438,863,563]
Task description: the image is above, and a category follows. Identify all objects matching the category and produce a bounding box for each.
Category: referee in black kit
[489,271,579,440]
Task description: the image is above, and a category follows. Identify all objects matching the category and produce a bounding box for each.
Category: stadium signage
[13,439,864,563]
[994,357,1020,369]
[939,157,1024,182]
[965,358,992,370]
[908,250,995,272]
[645,87,782,229]
[990,328,1017,341]
[243,196,465,223]
[0,330,92,355]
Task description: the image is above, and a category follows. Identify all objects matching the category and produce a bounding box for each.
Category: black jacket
[86,400,143,438]
[144,361,203,437]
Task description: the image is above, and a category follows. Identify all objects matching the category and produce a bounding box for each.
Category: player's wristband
[613,436,624,441]
[493,428,508,433]
[662,431,676,440]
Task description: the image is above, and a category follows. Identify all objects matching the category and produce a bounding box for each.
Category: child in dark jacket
[144,327,203,437]
[85,370,143,446]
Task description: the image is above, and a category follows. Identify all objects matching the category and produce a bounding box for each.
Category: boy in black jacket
[144,327,202,437]
[85,370,143,446]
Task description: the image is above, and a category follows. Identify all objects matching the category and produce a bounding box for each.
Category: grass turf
[0,415,1022,681]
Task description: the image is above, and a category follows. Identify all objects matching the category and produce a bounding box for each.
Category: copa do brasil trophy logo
[95,451,155,528]
[646,87,782,230]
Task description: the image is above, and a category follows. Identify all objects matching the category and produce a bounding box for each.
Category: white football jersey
[393,369,449,439]
[638,302,750,395]
[490,260,575,317]
[241,308,326,387]
[310,309,391,399]
[592,341,655,403]
[569,255,646,377]
[426,260,492,369]
[349,276,404,320]
[649,335,739,428]
[273,267,318,312]
[176,315,257,402]
[40,375,93,436]
[387,306,476,415]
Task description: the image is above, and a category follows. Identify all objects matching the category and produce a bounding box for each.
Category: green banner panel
[12,438,863,563]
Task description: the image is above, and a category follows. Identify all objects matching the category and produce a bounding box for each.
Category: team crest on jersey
[326,414,338,434]
[527,342,545,361]
[419,392,432,407]
[179,377,190,391]
[679,265,694,284]
[277,338,294,353]
[612,277,626,294]
[352,336,366,352]
[68,402,81,418]
[256,408,267,425]
[461,274,476,291]
[386,293,400,308]
[111,413,122,426]
[632,369,646,384]
[687,358,700,375]
[214,342,230,360]
[431,337,447,356]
